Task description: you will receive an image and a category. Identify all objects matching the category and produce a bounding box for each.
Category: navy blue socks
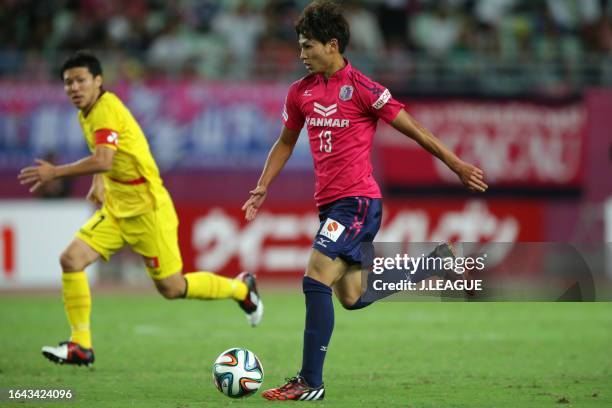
[347,247,446,309]
[299,276,334,388]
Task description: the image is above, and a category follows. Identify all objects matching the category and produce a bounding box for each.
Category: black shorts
[312,196,382,264]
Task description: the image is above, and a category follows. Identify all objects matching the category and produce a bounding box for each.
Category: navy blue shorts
[312,196,382,265]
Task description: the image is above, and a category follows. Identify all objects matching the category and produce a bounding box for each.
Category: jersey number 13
[318,130,332,153]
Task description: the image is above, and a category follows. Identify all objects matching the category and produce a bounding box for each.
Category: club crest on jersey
[339,85,353,101]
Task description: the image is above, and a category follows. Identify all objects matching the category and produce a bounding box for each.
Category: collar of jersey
[81,90,107,119]
[316,58,352,83]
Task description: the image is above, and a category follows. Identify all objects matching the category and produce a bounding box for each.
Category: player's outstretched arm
[242,126,300,221]
[18,146,115,193]
[390,109,488,192]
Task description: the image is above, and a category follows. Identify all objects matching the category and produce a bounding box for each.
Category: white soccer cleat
[42,341,95,366]
[235,271,264,327]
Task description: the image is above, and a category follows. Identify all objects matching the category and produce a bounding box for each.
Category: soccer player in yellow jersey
[18,51,263,367]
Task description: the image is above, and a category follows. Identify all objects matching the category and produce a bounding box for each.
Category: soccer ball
[212,348,264,398]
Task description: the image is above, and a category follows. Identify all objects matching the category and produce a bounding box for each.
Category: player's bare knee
[154,280,184,300]
[60,250,85,272]
[306,269,336,289]
[305,266,324,282]
[305,258,333,286]
[156,285,181,300]
[337,293,360,309]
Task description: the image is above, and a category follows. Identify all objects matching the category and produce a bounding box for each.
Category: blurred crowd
[1,0,612,94]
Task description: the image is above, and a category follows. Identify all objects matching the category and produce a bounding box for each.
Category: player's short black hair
[295,0,350,53]
[60,50,103,81]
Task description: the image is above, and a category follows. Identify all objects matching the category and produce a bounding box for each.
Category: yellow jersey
[78,91,171,218]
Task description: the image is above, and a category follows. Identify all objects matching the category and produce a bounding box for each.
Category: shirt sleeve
[282,83,305,131]
[94,129,119,149]
[355,75,404,124]
[88,103,120,150]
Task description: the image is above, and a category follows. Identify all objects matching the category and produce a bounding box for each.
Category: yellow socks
[185,272,247,301]
[62,271,92,349]
[61,271,246,348]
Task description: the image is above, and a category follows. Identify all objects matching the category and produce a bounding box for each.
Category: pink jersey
[282,60,404,207]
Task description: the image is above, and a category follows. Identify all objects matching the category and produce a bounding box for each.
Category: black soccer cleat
[42,341,95,367]
[235,271,264,327]
[432,242,476,297]
[262,375,325,401]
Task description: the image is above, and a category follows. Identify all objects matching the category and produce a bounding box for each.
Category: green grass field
[1,290,611,407]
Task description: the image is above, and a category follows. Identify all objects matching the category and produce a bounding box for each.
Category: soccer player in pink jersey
[242,1,488,401]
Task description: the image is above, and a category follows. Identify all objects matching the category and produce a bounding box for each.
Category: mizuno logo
[316,237,330,248]
[313,102,337,117]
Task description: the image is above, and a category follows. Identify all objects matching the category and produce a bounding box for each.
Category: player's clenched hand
[87,176,105,206]
[17,159,57,193]
[242,185,268,221]
[456,161,488,192]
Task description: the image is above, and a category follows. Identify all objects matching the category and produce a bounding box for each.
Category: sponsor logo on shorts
[319,218,345,242]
